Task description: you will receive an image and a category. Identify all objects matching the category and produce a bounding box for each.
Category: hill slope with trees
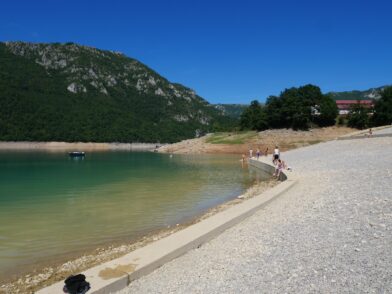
[0,42,235,143]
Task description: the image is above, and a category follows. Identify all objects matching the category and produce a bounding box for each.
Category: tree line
[240,84,338,131]
[240,84,392,131]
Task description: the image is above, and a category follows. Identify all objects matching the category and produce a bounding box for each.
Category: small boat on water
[68,151,85,158]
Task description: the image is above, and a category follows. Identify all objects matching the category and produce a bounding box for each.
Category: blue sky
[1,0,391,103]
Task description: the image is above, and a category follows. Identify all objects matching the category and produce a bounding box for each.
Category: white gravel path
[117,128,392,294]
[372,126,392,136]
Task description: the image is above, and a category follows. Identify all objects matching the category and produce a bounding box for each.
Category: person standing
[249,148,253,158]
[256,148,260,160]
[273,145,280,164]
[241,154,246,168]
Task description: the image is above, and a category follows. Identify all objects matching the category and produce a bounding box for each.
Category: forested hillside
[0,42,235,143]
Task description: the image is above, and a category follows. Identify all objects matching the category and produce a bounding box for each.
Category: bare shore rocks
[117,128,392,293]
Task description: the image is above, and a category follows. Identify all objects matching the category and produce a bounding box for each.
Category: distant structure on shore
[335,99,374,115]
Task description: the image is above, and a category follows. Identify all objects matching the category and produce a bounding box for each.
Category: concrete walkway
[117,127,392,294]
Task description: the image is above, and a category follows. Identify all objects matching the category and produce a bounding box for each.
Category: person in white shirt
[273,146,280,164]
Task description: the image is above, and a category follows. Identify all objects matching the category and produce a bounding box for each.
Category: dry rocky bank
[158,127,355,155]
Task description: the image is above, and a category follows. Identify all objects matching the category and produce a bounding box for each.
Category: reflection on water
[0,151,269,277]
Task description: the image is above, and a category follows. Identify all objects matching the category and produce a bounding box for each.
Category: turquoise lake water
[0,151,268,278]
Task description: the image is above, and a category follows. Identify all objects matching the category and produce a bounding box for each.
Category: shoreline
[110,129,392,294]
[0,141,161,152]
[156,127,357,155]
[0,127,365,293]
[0,127,358,155]
[0,177,278,294]
[2,127,390,293]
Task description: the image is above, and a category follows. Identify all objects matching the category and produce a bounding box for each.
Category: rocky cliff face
[329,86,389,101]
[0,42,234,142]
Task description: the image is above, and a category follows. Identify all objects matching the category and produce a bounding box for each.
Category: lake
[0,151,268,279]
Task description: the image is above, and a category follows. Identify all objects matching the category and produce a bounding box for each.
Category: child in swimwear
[273,159,284,178]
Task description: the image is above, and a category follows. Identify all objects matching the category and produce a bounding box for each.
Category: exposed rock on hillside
[329,86,389,101]
[0,41,234,143]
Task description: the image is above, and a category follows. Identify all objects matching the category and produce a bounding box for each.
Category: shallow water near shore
[0,151,268,280]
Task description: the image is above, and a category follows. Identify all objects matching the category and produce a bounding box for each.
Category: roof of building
[336,100,373,104]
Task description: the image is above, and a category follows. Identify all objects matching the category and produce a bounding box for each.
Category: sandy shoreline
[0,141,160,151]
[157,127,355,155]
[0,127,356,154]
[0,177,277,294]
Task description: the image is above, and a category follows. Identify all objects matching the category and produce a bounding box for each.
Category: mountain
[329,86,389,101]
[0,41,234,143]
[212,104,247,119]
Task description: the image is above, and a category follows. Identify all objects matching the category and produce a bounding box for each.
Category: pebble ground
[117,128,392,294]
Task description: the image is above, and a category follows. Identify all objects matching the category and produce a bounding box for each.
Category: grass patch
[307,139,323,145]
[206,131,257,144]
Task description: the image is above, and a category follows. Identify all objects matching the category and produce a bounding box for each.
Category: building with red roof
[336,100,374,115]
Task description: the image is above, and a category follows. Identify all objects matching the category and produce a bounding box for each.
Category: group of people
[248,147,269,160]
[242,145,291,179]
[271,145,288,179]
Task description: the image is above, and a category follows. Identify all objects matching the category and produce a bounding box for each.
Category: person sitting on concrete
[273,159,284,179]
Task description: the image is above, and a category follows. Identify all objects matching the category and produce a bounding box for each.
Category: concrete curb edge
[37,159,297,294]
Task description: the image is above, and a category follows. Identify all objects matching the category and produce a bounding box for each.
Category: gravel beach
[117,127,392,294]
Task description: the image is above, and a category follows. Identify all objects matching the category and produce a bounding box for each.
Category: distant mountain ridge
[0,41,234,143]
[212,104,247,119]
[328,86,389,101]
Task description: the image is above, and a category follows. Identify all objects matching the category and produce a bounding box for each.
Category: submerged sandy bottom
[0,179,277,294]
